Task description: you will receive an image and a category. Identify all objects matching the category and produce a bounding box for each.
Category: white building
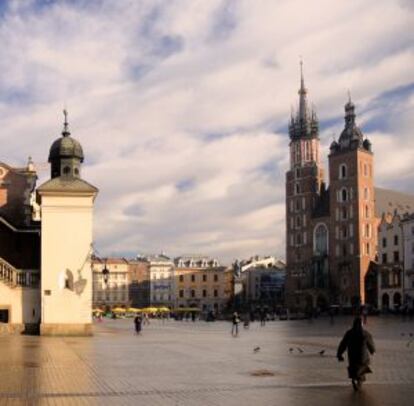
[377,214,404,310]
[402,214,414,308]
[146,254,175,308]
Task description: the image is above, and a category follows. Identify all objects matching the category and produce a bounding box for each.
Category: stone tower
[285,64,324,308]
[328,97,375,306]
[38,111,98,336]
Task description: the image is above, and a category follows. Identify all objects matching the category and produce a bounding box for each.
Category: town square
[1,0,414,405]
[1,317,414,405]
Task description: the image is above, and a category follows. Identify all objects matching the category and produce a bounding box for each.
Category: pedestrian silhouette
[337,317,375,391]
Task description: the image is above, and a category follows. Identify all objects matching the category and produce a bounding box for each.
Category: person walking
[134,315,142,335]
[337,317,375,391]
[260,308,266,327]
[231,312,240,337]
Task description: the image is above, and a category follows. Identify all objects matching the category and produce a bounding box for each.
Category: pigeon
[253,347,260,353]
[319,350,325,356]
[409,333,413,337]
[289,348,294,353]
[297,347,304,353]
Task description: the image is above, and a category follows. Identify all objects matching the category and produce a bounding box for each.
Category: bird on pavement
[297,347,304,353]
[289,348,294,353]
[319,350,325,356]
[253,347,260,352]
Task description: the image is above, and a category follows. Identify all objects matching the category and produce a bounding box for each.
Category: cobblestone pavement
[1,316,414,405]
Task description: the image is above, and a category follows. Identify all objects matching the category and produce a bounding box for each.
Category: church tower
[285,64,324,308]
[38,111,98,336]
[328,97,375,306]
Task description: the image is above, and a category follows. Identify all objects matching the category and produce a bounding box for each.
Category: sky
[0,0,413,264]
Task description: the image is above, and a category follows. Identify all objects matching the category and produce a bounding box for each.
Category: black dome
[48,135,84,163]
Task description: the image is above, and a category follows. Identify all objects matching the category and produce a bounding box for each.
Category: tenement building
[174,256,232,313]
[284,67,414,310]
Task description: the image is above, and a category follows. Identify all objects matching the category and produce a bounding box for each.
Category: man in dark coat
[337,317,375,391]
[134,315,142,335]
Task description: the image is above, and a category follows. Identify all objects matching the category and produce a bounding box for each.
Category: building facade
[174,256,232,313]
[146,254,175,308]
[402,214,414,308]
[377,214,404,310]
[92,257,130,309]
[128,259,150,308]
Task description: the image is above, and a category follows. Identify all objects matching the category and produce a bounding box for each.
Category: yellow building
[174,256,232,314]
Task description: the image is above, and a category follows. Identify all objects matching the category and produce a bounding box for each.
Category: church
[0,112,98,335]
[285,66,414,311]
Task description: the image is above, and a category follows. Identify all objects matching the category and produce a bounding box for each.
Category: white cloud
[0,0,412,263]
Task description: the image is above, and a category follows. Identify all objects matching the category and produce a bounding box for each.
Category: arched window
[341,188,347,202]
[364,187,369,200]
[314,224,328,255]
[296,216,301,227]
[339,163,347,179]
[342,207,347,220]
[365,205,369,218]
[63,166,71,175]
[295,183,300,195]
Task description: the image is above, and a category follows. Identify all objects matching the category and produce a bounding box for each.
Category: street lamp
[102,259,110,286]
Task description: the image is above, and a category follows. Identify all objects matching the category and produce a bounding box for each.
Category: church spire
[62,109,70,137]
[288,61,318,140]
[298,59,308,122]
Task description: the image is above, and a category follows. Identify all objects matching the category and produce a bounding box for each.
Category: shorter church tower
[38,111,98,336]
[328,97,375,306]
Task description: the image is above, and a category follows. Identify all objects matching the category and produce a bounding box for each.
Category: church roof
[37,176,98,194]
[374,187,414,217]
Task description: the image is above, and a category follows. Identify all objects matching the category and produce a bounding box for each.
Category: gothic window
[364,187,369,200]
[295,168,300,178]
[295,199,300,211]
[296,216,301,227]
[63,166,70,175]
[394,235,398,245]
[365,205,369,218]
[339,164,347,179]
[366,243,370,255]
[295,183,300,195]
[296,233,302,245]
[341,225,348,239]
[365,224,370,238]
[342,244,347,256]
[314,224,328,255]
[342,207,347,220]
[341,188,348,202]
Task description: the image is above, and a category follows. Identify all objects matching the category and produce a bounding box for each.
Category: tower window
[365,205,369,218]
[63,166,71,175]
[342,207,347,220]
[394,235,399,245]
[364,188,369,200]
[295,168,300,178]
[295,183,300,195]
[74,168,79,176]
[341,188,347,202]
[339,164,347,179]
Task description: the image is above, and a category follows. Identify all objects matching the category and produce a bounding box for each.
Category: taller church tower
[285,64,325,308]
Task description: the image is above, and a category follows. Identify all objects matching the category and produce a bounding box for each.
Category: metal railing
[0,257,39,288]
